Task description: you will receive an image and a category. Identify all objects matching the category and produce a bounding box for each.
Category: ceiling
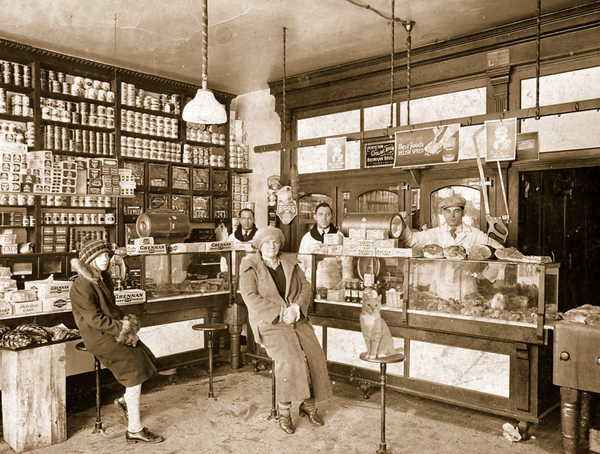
[0,0,592,96]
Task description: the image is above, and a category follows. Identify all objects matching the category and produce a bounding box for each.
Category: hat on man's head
[79,239,111,265]
[440,194,466,210]
[252,226,285,250]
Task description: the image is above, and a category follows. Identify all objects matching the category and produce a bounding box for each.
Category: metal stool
[360,351,406,454]
[75,342,104,433]
[192,323,228,398]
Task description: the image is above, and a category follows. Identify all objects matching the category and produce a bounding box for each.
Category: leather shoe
[299,402,324,426]
[114,397,128,423]
[126,427,164,444]
[278,414,295,434]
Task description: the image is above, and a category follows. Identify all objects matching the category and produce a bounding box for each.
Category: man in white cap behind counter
[399,194,504,250]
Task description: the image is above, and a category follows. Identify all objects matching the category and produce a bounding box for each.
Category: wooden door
[519,167,600,312]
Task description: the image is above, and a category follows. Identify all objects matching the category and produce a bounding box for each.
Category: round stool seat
[192,323,228,332]
[75,342,87,352]
[359,351,405,364]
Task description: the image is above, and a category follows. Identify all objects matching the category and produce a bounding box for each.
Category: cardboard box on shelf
[11,299,43,315]
[42,296,71,312]
[168,243,206,253]
[25,280,72,299]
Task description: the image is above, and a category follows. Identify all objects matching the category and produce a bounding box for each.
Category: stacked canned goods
[232,176,249,215]
[120,82,181,114]
[40,97,115,129]
[70,229,108,252]
[182,144,210,165]
[0,122,29,146]
[43,125,114,155]
[121,109,178,138]
[186,122,225,145]
[0,91,33,117]
[120,136,181,161]
[40,70,115,103]
[229,144,249,169]
[0,61,31,87]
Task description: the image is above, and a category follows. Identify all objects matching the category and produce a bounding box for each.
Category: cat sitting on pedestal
[360,292,396,359]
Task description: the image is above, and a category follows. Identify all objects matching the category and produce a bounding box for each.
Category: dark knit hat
[79,239,111,264]
[252,226,285,250]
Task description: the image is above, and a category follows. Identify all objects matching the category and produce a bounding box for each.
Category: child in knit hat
[70,240,164,444]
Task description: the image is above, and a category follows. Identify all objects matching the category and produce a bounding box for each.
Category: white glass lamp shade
[182,88,227,125]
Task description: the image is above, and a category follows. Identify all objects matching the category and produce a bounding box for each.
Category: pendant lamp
[182,0,227,124]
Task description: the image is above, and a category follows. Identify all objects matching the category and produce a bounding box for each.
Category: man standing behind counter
[399,194,504,301]
[228,208,258,243]
[399,194,504,250]
[298,203,344,280]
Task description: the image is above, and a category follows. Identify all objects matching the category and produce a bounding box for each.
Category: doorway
[519,167,600,312]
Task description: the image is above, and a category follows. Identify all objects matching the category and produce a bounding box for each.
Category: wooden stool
[250,344,277,420]
[360,351,406,454]
[75,342,104,433]
[192,323,228,398]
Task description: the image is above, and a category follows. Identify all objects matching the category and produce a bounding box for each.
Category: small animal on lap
[360,293,396,359]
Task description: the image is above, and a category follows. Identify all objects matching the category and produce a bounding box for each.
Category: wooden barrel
[341,213,404,239]
[136,210,191,243]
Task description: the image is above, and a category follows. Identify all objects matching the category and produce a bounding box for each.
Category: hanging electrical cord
[535,0,541,120]
[390,0,395,128]
[282,27,287,144]
[403,21,415,126]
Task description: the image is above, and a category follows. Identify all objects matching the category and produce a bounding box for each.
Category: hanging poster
[326,137,346,170]
[365,141,395,168]
[394,124,460,168]
[276,186,297,225]
[516,131,539,161]
[485,118,517,161]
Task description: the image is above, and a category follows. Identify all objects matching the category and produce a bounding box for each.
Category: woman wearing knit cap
[70,239,164,444]
[239,226,332,435]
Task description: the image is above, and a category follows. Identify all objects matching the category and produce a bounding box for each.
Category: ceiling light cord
[404,21,415,126]
[535,0,541,120]
[390,0,395,128]
[201,0,209,90]
[282,27,287,143]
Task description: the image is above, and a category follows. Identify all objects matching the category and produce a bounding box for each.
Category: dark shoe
[278,414,295,434]
[126,427,164,444]
[299,402,324,426]
[114,397,128,423]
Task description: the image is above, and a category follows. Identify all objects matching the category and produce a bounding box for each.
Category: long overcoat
[70,258,156,387]
[239,252,332,403]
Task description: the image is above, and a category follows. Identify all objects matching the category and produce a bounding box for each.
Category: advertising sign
[394,124,460,168]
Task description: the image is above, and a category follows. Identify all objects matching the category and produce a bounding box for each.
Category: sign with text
[326,137,346,170]
[276,186,297,224]
[485,119,517,161]
[394,124,460,168]
[365,141,395,168]
[516,131,539,161]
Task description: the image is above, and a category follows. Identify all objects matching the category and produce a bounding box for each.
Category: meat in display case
[406,258,559,343]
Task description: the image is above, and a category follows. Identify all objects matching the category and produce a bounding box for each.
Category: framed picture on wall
[485,118,517,161]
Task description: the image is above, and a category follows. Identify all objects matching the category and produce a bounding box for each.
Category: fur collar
[71,258,103,283]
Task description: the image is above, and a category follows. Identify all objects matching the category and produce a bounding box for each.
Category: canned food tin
[106,91,115,103]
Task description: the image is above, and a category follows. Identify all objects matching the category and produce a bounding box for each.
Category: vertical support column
[487,66,511,114]
[378,362,388,454]
[207,331,215,398]
[560,387,581,454]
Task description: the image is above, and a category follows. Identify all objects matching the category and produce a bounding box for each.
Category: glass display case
[406,258,559,344]
[310,254,559,344]
[138,251,231,303]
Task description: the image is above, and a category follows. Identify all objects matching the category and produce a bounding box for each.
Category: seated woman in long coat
[239,226,333,435]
